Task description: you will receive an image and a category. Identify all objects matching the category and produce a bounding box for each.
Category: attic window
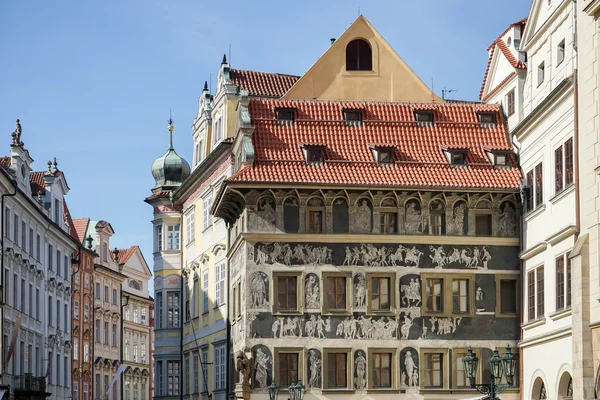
[477,112,497,128]
[484,148,510,167]
[414,111,434,127]
[275,108,295,125]
[442,147,468,166]
[369,146,395,167]
[342,109,363,126]
[346,39,372,71]
[300,145,325,166]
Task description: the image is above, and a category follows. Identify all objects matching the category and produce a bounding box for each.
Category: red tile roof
[72,218,90,243]
[226,99,521,190]
[230,69,299,98]
[116,245,138,265]
[29,171,46,195]
[482,72,517,102]
[145,191,171,202]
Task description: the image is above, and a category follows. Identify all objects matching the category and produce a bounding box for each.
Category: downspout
[225,223,232,399]
[91,274,95,399]
[180,269,184,400]
[0,177,18,381]
[573,0,580,237]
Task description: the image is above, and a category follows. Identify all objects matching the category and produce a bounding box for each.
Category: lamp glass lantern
[501,345,516,386]
[488,347,504,384]
[295,380,305,400]
[268,381,279,400]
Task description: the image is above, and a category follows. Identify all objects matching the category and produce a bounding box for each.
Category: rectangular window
[104,285,109,302]
[555,146,563,192]
[567,257,572,308]
[308,210,323,233]
[113,289,118,305]
[506,89,515,116]
[425,278,444,313]
[28,283,32,315]
[84,383,89,400]
[203,195,213,230]
[452,278,470,313]
[498,278,518,315]
[277,275,298,312]
[326,276,347,312]
[193,352,199,393]
[343,109,363,126]
[48,244,53,271]
[477,112,497,128]
[167,292,180,328]
[278,353,299,387]
[275,108,295,125]
[215,346,226,390]
[36,233,40,260]
[95,282,100,299]
[565,138,574,186]
[20,278,25,312]
[556,255,565,310]
[95,319,100,342]
[28,228,33,255]
[201,348,209,392]
[215,262,226,307]
[84,342,89,363]
[203,271,209,313]
[237,281,242,317]
[167,224,180,250]
[36,288,40,320]
[557,39,565,65]
[371,353,392,388]
[370,277,391,312]
[380,212,397,234]
[64,255,69,278]
[213,117,223,144]
[104,322,109,345]
[430,211,445,235]
[56,250,61,276]
[528,270,535,320]
[475,214,492,236]
[156,225,163,252]
[423,353,444,388]
[167,361,179,395]
[21,221,26,249]
[184,354,190,395]
[13,214,18,243]
[48,294,53,326]
[526,170,534,211]
[186,210,195,243]
[84,304,89,323]
[538,62,545,86]
[415,111,434,126]
[157,292,163,329]
[4,208,9,241]
[112,323,117,346]
[64,355,68,387]
[537,266,544,318]
[453,349,481,388]
[326,353,348,388]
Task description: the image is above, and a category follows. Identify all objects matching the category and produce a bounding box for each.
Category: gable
[283,15,441,103]
[521,0,568,49]
[122,247,152,278]
[481,43,520,101]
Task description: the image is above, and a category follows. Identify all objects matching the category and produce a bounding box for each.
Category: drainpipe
[573,0,580,238]
[180,267,184,400]
[225,223,231,399]
[0,177,18,381]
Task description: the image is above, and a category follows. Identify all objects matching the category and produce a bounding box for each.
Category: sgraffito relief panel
[306,349,322,388]
[353,273,366,310]
[475,274,496,313]
[252,344,272,389]
[249,271,269,309]
[253,242,517,271]
[354,349,367,389]
[304,273,320,311]
[400,347,419,390]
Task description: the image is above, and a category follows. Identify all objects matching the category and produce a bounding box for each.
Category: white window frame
[167,224,180,250]
[215,261,226,307]
[203,270,209,313]
[214,345,226,390]
[203,195,213,230]
[186,210,195,244]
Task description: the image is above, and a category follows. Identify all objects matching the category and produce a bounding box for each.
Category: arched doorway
[557,371,573,400]
[532,377,547,399]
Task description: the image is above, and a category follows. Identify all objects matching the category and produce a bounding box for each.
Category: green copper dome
[151,124,190,190]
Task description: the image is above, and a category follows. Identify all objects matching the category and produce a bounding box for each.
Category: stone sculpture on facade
[236,350,252,386]
[403,351,418,388]
[305,274,320,309]
[307,349,322,388]
[254,348,270,388]
[250,271,268,308]
[354,350,367,389]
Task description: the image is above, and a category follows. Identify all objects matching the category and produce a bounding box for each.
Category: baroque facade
[212,16,522,400]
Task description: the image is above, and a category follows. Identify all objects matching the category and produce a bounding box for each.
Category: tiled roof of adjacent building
[29,171,46,195]
[72,218,90,243]
[116,245,138,265]
[230,69,300,98]
[226,99,521,190]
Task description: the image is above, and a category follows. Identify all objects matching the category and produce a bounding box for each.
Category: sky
[0,0,531,288]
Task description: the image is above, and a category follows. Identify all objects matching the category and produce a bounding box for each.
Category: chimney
[330,38,336,45]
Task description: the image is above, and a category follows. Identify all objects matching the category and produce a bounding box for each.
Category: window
[215,346,226,390]
[371,352,392,388]
[496,277,519,315]
[555,146,564,192]
[556,254,571,311]
[142,308,147,324]
[201,348,209,392]
[95,319,100,342]
[113,289,117,305]
[20,278,25,312]
[213,117,223,144]
[415,111,434,127]
[308,210,323,233]
[202,271,209,313]
[368,274,392,313]
[302,146,324,166]
[28,283,32,315]
[104,285,109,302]
[112,323,117,346]
[64,355,68,387]
[84,304,89,323]
[186,210,195,243]
[167,224,180,250]
[277,352,299,386]
[325,275,348,312]
[102,242,108,261]
[83,383,89,400]
[156,292,163,328]
[555,139,574,193]
[74,382,79,400]
[156,225,163,252]
[425,278,444,313]
[346,38,372,71]
[537,266,544,318]
[557,39,565,65]
[141,341,146,362]
[167,361,180,395]
[56,250,61,276]
[215,261,226,307]
[48,244,53,270]
[283,197,300,233]
[276,274,299,312]
[193,352,199,393]
[95,282,100,299]
[83,342,89,363]
[380,212,397,234]
[453,348,481,388]
[21,221,25,249]
[103,322,109,345]
[538,62,545,86]
[422,352,444,388]
[528,266,545,320]
[13,214,18,243]
[275,108,295,125]
[527,270,535,320]
[325,351,348,388]
[74,339,79,361]
[567,257,572,308]
[423,274,474,316]
[332,198,349,233]
[167,292,180,328]
[429,201,445,235]
[565,138,574,186]
[477,112,497,128]
[475,214,492,236]
[184,354,190,395]
[376,150,394,166]
[506,89,515,116]
[452,278,469,313]
[3,208,9,241]
[203,196,213,230]
[157,361,163,395]
[64,255,69,278]
[342,109,363,126]
[36,233,40,259]
[450,151,467,165]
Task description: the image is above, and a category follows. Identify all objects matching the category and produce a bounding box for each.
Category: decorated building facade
[212,16,522,400]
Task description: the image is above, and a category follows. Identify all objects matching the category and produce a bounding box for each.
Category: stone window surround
[273,347,305,389]
[321,272,353,316]
[322,347,353,391]
[367,348,398,390]
[495,274,519,317]
[419,348,449,390]
[366,272,397,316]
[272,271,304,316]
[451,347,482,389]
[421,273,475,318]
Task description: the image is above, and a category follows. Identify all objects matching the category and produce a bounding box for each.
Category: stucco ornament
[354,351,367,389]
[236,350,252,386]
[305,275,320,309]
[429,245,447,268]
[272,316,303,338]
[307,349,322,388]
[250,271,268,308]
[337,315,397,340]
[254,349,270,388]
[452,202,466,234]
[257,197,277,231]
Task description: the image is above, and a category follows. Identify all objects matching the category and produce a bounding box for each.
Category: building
[145,122,190,400]
[0,120,76,399]
[492,1,577,399]
[74,218,127,400]
[118,245,154,400]
[70,218,98,400]
[212,16,522,400]
[575,0,600,397]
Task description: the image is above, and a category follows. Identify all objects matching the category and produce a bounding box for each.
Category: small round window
[507,37,512,47]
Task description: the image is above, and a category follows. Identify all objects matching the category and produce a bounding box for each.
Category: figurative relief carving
[354,273,366,308]
[354,350,367,390]
[336,316,398,340]
[452,202,466,235]
[400,279,421,307]
[257,197,277,231]
[272,317,303,338]
[255,243,330,266]
[305,274,320,309]
[430,316,462,335]
[304,315,331,338]
[343,244,423,267]
[354,199,372,233]
[405,200,422,234]
[307,349,322,388]
[498,202,516,237]
[250,272,268,308]
[432,246,491,269]
[402,351,419,389]
[236,351,252,386]
[253,348,271,388]
[399,309,420,340]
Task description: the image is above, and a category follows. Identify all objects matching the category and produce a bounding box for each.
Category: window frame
[477,112,497,128]
[342,109,363,126]
[555,253,571,312]
[495,275,519,317]
[421,273,475,317]
[366,273,395,316]
[274,348,304,389]
[537,61,545,87]
[506,89,515,116]
[367,348,397,389]
[452,348,482,388]
[323,348,352,390]
[557,39,565,66]
[273,271,302,315]
[275,108,295,125]
[322,272,352,315]
[420,348,447,389]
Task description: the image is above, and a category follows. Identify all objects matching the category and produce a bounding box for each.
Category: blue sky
[0,0,531,283]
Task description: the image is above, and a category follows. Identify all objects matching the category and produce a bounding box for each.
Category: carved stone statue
[354,199,372,233]
[236,350,252,386]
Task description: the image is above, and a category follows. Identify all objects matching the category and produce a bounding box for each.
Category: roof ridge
[254,98,494,108]
[487,17,528,50]
[230,68,301,78]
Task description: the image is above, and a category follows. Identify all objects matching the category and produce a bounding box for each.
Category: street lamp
[268,380,305,400]
[462,345,516,399]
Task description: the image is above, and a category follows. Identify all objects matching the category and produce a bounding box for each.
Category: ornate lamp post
[268,380,305,400]
[462,345,516,399]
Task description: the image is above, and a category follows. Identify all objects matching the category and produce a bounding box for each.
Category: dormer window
[346,39,372,71]
[414,111,434,127]
[342,109,362,126]
[483,147,510,167]
[442,147,468,166]
[275,108,295,126]
[300,144,325,166]
[369,145,395,167]
[477,112,497,128]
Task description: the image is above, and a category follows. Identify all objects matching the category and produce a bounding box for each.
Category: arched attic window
[346,39,372,71]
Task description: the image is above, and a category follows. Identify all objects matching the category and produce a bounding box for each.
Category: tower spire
[168,110,174,149]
